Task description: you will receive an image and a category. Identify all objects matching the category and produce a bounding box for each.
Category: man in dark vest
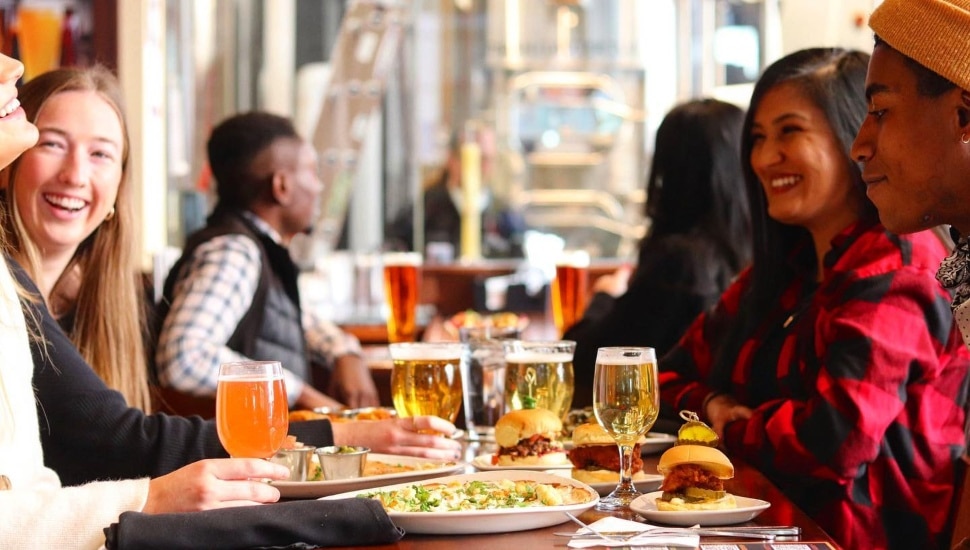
[155,111,378,410]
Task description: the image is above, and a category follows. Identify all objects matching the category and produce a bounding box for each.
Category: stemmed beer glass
[216,361,289,458]
[592,347,659,510]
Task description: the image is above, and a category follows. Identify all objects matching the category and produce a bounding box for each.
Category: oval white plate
[583,474,664,497]
[630,491,771,526]
[322,470,598,535]
[639,433,678,455]
[272,453,464,498]
[471,453,572,471]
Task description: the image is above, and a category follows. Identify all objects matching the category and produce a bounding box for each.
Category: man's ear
[270,170,290,205]
[958,90,970,129]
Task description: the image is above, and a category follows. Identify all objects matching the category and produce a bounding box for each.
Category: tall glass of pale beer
[502,340,575,420]
[389,342,464,428]
[382,252,422,343]
[216,361,288,458]
[551,250,590,336]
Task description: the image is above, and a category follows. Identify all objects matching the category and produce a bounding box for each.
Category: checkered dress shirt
[156,213,361,404]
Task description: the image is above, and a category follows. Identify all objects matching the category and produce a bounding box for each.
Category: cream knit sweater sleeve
[0,259,149,549]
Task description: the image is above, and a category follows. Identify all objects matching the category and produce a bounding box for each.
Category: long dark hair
[645,98,751,272]
[709,48,874,388]
[740,47,875,314]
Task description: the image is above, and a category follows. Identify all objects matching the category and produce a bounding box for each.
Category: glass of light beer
[389,342,464,428]
[502,340,575,420]
[216,361,289,458]
[593,347,659,510]
[382,252,422,343]
[551,250,590,336]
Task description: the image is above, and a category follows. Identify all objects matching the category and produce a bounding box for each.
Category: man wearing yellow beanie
[852,0,970,350]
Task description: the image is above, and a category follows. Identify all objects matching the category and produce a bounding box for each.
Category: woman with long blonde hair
[0,65,150,411]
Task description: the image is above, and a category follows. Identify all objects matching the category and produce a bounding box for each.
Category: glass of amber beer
[382,252,422,343]
[502,340,575,420]
[551,250,590,336]
[216,361,289,458]
[389,342,464,426]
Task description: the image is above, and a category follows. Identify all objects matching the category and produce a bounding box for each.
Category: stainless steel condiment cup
[271,446,316,481]
[315,446,370,480]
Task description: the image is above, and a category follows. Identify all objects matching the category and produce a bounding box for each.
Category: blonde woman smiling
[0,66,151,411]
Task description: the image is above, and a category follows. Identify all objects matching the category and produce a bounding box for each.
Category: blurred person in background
[566,98,752,408]
[385,128,524,260]
[156,111,379,411]
[658,48,969,549]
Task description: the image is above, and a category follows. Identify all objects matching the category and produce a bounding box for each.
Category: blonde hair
[0,66,151,412]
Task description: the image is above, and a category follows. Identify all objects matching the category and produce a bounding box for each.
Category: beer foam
[219,374,284,381]
[595,357,655,366]
[383,252,422,266]
[505,352,573,364]
[389,344,463,361]
[556,250,590,268]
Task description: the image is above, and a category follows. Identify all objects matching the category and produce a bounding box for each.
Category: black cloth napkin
[103,498,403,550]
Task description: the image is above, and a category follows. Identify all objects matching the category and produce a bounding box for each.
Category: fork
[559,515,783,542]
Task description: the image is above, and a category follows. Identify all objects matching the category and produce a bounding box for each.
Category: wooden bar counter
[326,451,840,550]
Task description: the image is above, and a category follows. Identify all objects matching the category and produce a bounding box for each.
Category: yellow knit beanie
[869,0,970,91]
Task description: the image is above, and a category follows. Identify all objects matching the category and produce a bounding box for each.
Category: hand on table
[143,459,290,514]
[592,265,633,298]
[327,354,380,408]
[704,393,753,440]
[331,415,463,460]
[295,384,344,411]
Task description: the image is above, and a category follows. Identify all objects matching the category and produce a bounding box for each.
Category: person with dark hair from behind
[156,111,380,411]
[565,98,752,408]
[659,48,969,549]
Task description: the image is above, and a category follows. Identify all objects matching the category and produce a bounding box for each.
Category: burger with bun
[656,444,736,511]
[568,422,649,484]
[491,408,569,466]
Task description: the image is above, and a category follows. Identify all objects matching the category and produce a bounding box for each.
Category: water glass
[459,326,520,439]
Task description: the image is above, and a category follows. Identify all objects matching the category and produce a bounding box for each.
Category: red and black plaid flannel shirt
[660,222,970,550]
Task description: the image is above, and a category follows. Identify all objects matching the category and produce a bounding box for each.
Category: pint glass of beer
[389,342,464,425]
[502,340,575,420]
[551,250,590,336]
[382,252,422,343]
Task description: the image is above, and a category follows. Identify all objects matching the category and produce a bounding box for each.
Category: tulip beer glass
[216,361,288,458]
[593,347,659,509]
[551,250,589,336]
[389,342,464,426]
[382,252,422,343]
[503,340,575,420]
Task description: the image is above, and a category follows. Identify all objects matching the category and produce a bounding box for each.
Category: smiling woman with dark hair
[566,98,752,408]
[658,48,970,549]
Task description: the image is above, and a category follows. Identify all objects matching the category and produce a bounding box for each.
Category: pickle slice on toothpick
[676,410,719,446]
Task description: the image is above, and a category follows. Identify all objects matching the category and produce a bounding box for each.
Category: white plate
[584,474,664,497]
[640,433,678,455]
[470,453,572,471]
[630,491,771,526]
[272,453,464,498]
[322,470,598,534]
